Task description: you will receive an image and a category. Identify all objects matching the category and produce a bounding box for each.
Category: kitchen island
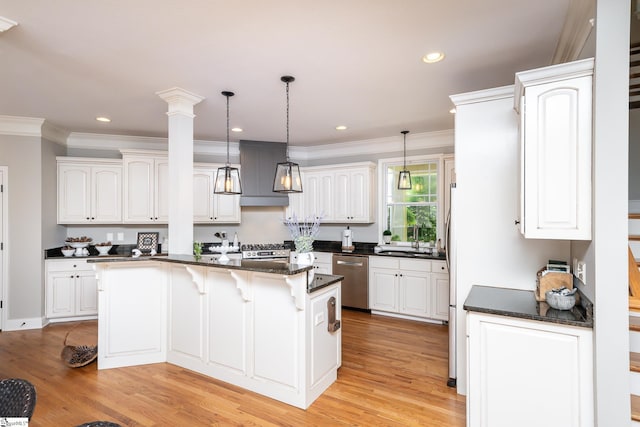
[90,255,342,409]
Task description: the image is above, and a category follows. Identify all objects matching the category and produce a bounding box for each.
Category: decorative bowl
[545,290,576,310]
[65,241,91,249]
[61,248,75,257]
[96,245,112,256]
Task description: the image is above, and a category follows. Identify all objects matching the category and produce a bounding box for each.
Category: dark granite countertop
[88,254,312,276]
[463,285,593,328]
[45,242,240,259]
[308,274,343,293]
[286,240,446,260]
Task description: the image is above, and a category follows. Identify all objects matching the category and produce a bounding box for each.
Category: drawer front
[369,256,399,270]
[313,252,333,264]
[432,260,448,274]
[46,258,90,272]
[399,258,431,272]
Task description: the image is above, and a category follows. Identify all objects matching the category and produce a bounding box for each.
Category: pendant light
[273,75,303,193]
[214,91,242,195]
[398,130,412,190]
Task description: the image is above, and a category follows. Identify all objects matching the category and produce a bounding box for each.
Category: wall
[583,0,630,423]
[452,87,571,394]
[630,109,640,201]
[0,134,44,324]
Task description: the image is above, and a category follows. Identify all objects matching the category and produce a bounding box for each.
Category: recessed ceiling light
[231,127,243,132]
[422,51,445,64]
[96,116,111,123]
[335,125,347,131]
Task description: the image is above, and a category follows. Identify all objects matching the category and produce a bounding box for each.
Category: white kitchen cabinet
[122,153,169,223]
[369,256,447,322]
[57,158,122,224]
[290,251,333,275]
[467,311,593,427]
[290,163,375,224]
[284,170,305,221]
[514,58,593,240]
[193,166,241,223]
[333,165,375,222]
[46,259,98,319]
[303,170,334,221]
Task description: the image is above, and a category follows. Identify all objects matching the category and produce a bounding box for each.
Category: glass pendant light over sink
[273,75,303,193]
[398,130,412,190]
[214,91,242,195]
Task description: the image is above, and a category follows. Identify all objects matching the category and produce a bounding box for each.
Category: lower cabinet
[467,312,593,427]
[290,251,333,274]
[46,259,98,319]
[369,256,449,322]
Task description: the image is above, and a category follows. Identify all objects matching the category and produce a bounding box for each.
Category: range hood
[239,140,290,207]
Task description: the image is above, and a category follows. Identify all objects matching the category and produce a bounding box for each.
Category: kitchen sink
[376,250,438,259]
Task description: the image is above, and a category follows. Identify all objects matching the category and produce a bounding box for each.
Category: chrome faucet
[412,225,420,249]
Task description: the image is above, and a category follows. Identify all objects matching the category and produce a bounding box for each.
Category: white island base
[94,259,342,409]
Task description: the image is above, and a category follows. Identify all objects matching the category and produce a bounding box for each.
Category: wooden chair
[0,378,36,420]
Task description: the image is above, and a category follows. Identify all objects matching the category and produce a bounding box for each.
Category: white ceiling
[0,0,575,146]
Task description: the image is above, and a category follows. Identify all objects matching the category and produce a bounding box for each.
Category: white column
[156,87,204,255]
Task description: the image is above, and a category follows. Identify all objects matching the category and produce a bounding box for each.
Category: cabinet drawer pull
[336,260,363,267]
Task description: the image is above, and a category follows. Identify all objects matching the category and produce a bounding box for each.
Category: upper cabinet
[122,152,169,224]
[193,165,241,224]
[515,58,593,240]
[57,158,122,224]
[286,162,376,223]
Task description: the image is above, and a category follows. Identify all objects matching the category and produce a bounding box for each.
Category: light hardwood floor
[0,310,465,426]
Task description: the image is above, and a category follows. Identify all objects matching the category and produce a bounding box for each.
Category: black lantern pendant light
[398,130,412,190]
[273,75,303,193]
[214,91,242,195]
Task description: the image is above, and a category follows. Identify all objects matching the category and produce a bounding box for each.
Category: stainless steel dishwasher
[332,254,369,310]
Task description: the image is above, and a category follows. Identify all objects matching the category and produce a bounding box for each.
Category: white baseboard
[2,316,45,331]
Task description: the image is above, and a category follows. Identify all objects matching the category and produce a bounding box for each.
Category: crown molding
[450,85,515,107]
[551,0,596,64]
[0,115,45,136]
[0,16,18,32]
[289,129,454,161]
[67,132,233,156]
[42,122,70,144]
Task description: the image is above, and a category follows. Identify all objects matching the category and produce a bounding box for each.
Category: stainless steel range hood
[239,140,290,207]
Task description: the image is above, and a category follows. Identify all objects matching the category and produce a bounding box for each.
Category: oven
[241,243,290,263]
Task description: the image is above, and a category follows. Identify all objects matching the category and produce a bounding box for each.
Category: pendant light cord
[226,94,230,166]
[285,80,290,161]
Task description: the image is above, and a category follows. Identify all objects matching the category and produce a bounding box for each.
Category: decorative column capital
[156,87,204,117]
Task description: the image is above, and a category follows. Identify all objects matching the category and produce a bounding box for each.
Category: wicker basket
[60,329,98,368]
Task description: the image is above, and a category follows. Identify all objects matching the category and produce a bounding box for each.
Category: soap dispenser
[233,232,239,248]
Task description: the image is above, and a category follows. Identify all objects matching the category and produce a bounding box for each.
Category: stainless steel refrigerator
[445,182,457,388]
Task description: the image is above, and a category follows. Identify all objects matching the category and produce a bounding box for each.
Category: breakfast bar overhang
[90,255,343,410]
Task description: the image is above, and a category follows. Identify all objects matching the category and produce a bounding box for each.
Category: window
[383,160,439,244]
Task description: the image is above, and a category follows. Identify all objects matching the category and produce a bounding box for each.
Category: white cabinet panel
[123,155,168,223]
[46,259,98,319]
[515,58,593,240]
[193,166,241,224]
[57,159,122,224]
[467,312,593,427]
[369,256,448,322]
[288,163,375,223]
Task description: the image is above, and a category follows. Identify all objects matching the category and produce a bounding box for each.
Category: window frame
[377,154,447,246]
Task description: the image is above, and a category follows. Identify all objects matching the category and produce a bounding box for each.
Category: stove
[241,243,290,260]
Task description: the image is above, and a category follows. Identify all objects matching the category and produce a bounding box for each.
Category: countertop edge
[463,285,593,329]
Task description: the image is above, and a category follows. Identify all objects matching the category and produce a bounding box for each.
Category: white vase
[296,252,315,285]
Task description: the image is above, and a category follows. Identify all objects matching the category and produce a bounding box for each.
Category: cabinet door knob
[514,220,521,225]
[70,275,74,278]
[86,217,90,220]
[76,275,80,278]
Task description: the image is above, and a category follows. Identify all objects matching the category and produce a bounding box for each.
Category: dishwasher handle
[336,259,364,267]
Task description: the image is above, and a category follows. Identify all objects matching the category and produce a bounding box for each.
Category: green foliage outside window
[385,161,438,243]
